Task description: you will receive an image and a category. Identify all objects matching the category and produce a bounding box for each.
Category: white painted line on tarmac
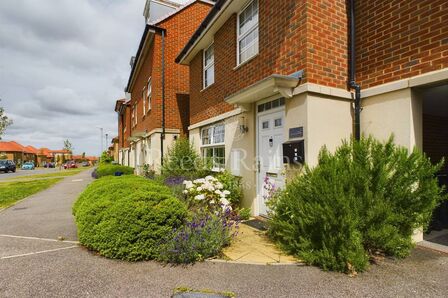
[0,234,79,244]
[1,245,79,260]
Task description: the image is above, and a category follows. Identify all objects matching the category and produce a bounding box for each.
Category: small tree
[0,153,7,160]
[161,138,209,179]
[63,139,73,153]
[0,99,13,140]
[100,151,113,164]
[82,152,86,161]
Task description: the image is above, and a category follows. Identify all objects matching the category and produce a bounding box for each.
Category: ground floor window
[201,123,225,171]
[203,146,225,170]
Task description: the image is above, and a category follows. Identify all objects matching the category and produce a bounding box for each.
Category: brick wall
[356,0,448,89]
[128,1,212,136]
[118,105,131,149]
[189,0,348,125]
[423,114,448,173]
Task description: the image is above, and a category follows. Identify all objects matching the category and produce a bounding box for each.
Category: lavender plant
[158,209,239,264]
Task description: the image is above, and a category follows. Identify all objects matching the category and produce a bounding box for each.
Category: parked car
[81,161,90,167]
[64,161,78,169]
[0,160,16,173]
[22,162,35,170]
[44,162,55,168]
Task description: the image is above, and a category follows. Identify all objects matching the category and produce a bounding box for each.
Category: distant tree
[0,99,13,140]
[56,155,61,165]
[82,152,86,159]
[61,154,66,164]
[63,139,73,153]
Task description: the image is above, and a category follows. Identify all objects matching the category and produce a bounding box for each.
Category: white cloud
[0,0,145,155]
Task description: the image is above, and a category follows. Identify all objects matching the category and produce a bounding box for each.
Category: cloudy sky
[0,0,187,155]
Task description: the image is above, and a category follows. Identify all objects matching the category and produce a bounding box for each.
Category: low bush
[95,164,134,178]
[73,175,187,261]
[268,136,445,273]
[158,210,237,264]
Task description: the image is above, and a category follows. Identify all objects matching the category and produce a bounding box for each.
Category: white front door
[257,110,285,216]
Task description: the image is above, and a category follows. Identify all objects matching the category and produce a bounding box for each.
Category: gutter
[349,0,362,141]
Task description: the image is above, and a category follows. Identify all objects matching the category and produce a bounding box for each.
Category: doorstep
[218,223,302,265]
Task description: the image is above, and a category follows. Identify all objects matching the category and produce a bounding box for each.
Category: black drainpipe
[160,29,166,167]
[349,0,361,141]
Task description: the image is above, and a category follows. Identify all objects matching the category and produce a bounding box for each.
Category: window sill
[200,83,215,93]
[233,53,259,71]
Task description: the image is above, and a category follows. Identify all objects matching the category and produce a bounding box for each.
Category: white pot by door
[257,110,285,216]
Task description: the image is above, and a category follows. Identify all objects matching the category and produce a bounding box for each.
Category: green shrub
[161,138,210,179]
[96,164,134,178]
[73,176,187,261]
[268,136,445,273]
[215,170,243,208]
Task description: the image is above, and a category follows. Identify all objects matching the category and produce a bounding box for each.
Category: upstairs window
[142,87,146,115]
[132,104,137,127]
[147,78,152,111]
[237,0,259,65]
[203,43,215,88]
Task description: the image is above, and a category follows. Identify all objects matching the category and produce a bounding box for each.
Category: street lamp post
[98,127,103,154]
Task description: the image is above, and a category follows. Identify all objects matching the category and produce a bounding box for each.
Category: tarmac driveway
[1,170,448,298]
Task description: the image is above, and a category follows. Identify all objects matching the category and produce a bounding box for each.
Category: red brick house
[176,0,448,231]
[116,0,214,173]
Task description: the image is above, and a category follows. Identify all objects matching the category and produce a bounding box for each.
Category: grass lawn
[6,168,88,181]
[0,178,63,209]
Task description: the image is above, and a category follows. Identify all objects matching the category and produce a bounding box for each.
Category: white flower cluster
[183,175,232,209]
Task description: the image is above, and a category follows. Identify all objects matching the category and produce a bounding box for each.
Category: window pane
[274,118,282,127]
[258,104,265,113]
[239,29,259,63]
[213,124,224,144]
[205,64,214,87]
[262,121,269,129]
[202,128,211,145]
[239,0,259,36]
[205,45,214,67]
[214,147,225,168]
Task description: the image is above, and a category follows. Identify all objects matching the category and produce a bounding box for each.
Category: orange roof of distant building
[37,148,53,158]
[0,141,27,153]
[49,149,71,154]
[25,146,38,154]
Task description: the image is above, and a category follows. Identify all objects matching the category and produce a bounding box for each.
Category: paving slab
[222,223,299,265]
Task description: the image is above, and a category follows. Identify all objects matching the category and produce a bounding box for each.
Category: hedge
[95,164,134,178]
[73,175,187,261]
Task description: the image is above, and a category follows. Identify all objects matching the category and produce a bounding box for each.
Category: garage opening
[419,83,448,246]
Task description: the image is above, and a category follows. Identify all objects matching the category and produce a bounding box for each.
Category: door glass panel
[274,118,282,127]
[262,121,269,129]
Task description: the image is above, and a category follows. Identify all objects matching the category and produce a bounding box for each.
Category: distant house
[49,150,72,164]
[37,148,53,166]
[0,141,37,165]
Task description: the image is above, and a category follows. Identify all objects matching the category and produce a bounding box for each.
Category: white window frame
[132,104,137,127]
[142,87,146,116]
[147,78,152,111]
[237,0,259,66]
[201,123,225,171]
[203,43,215,89]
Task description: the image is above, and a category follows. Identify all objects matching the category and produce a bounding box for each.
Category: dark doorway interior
[420,83,448,243]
